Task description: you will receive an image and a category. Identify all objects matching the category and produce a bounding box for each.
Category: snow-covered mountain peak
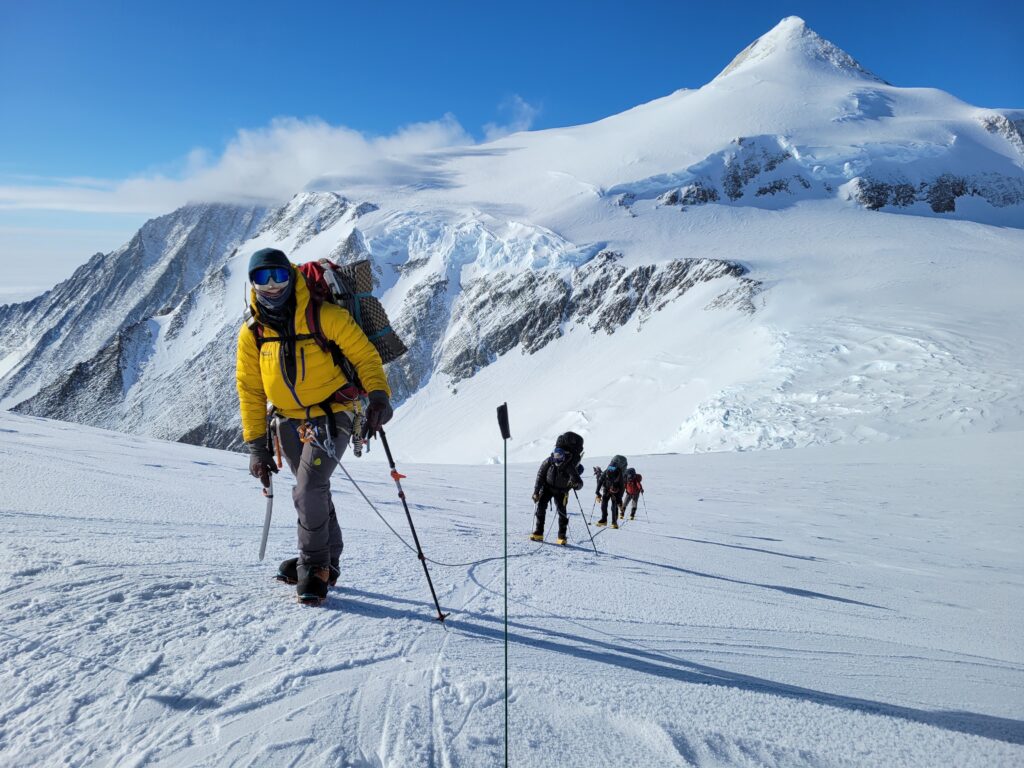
[715,16,883,84]
[2,19,1023,463]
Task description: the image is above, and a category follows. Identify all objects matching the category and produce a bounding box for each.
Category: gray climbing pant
[276,413,351,568]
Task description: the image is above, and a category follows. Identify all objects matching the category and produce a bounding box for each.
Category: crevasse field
[1,413,1021,767]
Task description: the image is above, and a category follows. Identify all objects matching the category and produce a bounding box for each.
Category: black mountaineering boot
[276,557,298,585]
[279,557,338,588]
[296,563,331,605]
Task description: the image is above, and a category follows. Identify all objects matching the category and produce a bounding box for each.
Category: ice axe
[257,418,284,561]
[258,474,273,561]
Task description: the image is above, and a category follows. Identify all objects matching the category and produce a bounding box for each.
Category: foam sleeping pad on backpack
[299,258,408,365]
[555,431,585,465]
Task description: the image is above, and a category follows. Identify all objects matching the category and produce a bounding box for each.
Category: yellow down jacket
[235,269,391,443]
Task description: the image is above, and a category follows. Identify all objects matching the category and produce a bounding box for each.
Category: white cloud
[0,115,474,215]
[483,94,541,142]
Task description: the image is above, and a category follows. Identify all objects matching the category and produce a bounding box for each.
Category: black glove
[247,439,278,486]
[362,390,394,439]
[572,479,584,491]
[532,492,540,503]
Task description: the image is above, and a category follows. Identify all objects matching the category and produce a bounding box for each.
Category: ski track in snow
[0,413,1022,766]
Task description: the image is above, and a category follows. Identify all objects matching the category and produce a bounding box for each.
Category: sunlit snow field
[1,413,1021,767]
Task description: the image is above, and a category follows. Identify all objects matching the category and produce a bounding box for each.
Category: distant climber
[531,432,585,546]
[623,467,645,520]
[595,455,628,528]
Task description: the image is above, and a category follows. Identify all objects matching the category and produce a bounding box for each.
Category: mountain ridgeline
[2,16,1022,461]
[1,194,760,450]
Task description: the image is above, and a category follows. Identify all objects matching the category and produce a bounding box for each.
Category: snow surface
[1,413,1021,766]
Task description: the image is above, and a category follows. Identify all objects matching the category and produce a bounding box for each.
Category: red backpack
[247,258,407,397]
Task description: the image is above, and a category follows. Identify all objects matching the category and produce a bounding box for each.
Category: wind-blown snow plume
[0,116,473,215]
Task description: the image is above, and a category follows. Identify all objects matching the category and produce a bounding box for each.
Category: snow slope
[1,414,1021,766]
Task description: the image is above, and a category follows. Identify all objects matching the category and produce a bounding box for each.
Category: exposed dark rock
[260,192,351,249]
[683,182,720,208]
[967,173,1024,207]
[927,174,968,213]
[722,140,765,200]
[440,271,570,383]
[179,421,242,451]
[387,277,451,404]
[12,337,124,424]
[855,178,892,210]
[0,203,265,406]
[756,179,791,197]
[762,149,790,173]
[852,174,1016,212]
[892,182,917,207]
[658,183,721,208]
[431,252,760,386]
[981,114,1024,157]
[331,228,369,262]
[394,256,432,277]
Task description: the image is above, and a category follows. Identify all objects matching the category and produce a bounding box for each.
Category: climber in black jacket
[595,454,628,528]
[531,447,584,545]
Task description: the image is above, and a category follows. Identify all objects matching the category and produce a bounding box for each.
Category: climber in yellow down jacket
[236,247,392,605]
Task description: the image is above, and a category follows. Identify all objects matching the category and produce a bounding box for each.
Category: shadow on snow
[340,587,1024,747]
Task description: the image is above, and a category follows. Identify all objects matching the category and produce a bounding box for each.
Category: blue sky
[1,0,1021,296]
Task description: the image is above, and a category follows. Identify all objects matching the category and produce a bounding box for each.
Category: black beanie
[248,247,290,276]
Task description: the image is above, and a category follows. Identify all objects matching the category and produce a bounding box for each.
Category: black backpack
[555,431,585,466]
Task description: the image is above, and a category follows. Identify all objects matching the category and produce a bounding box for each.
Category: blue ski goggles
[250,266,291,286]
[552,448,567,463]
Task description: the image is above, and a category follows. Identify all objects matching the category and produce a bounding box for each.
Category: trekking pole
[496,403,512,768]
[642,493,650,522]
[377,429,449,623]
[258,475,273,561]
[572,489,598,554]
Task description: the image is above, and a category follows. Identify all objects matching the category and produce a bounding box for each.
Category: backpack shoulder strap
[306,298,365,393]
[244,305,266,348]
[304,294,328,353]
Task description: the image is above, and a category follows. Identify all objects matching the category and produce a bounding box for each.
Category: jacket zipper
[278,342,304,407]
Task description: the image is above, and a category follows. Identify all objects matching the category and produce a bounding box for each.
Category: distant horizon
[1,0,1022,303]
